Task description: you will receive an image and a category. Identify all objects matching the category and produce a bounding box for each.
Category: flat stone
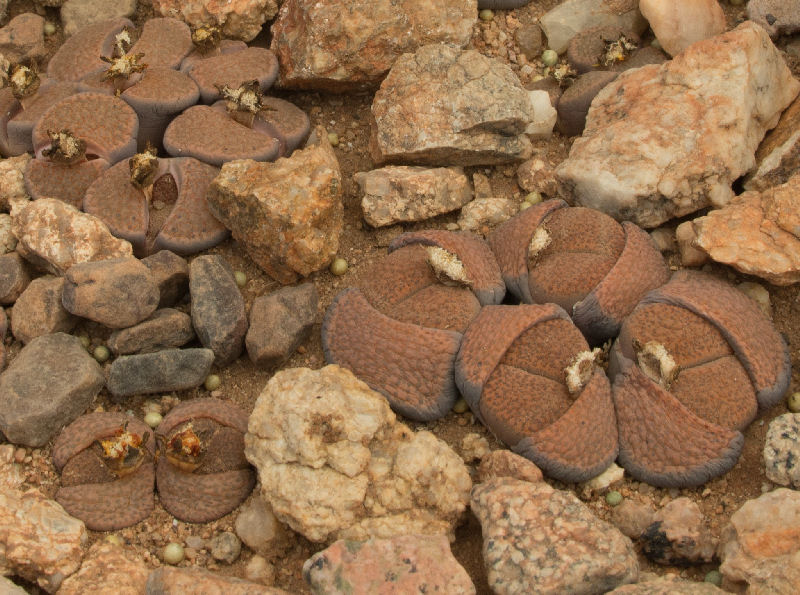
[209,532,241,565]
[0,333,103,447]
[153,0,280,41]
[457,198,517,232]
[540,0,647,54]
[62,257,160,329]
[303,534,475,594]
[57,541,149,595]
[0,252,31,305]
[271,0,476,92]
[641,498,715,565]
[515,22,544,60]
[141,250,189,308]
[246,283,317,368]
[189,255,247,366]
[61,0,137,37]
[11,198,133,276]
[747,0,800,38]
[146,567,291,594]
[477,449,544,484]
[639,0,726,57]
[763,413,800,488]
[0,488,87,593]
[356,166,472,227]
[471,477,639,593]
[207,129,343,284]
[10,276,77,344]
[106,347,215,399]
[107,308,195,355]
[370,44,538,166]
[0,13,46,63]
[556,22,800,228]
[746,94,800,192]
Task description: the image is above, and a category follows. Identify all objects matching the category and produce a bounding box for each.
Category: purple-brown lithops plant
[181,46,279,104]
[608,270,792,487]
[155,398,255,524]
[47,18,134,83]
[455,304,618,482]
[53,412,156,531]
[322,230,504,420]
[488,199,669,344]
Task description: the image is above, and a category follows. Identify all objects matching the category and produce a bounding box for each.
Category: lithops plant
[180,45,279,104]
[323,230,504,420]
[488,199,669,344]
[609,270,792,487]
[155,398,255,523]
[53,412,156,531]
[455,304,618,482]
[47,18,134,83]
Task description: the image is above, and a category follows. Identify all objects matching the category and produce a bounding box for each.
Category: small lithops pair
[53,398,254,531]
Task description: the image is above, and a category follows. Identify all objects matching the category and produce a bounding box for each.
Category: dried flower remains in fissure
[191,25,222,54]
[42,129,86,164]
[8,63,40,99]
[129,143,159,192]
[97,420,151,477]
[215,79,265,128]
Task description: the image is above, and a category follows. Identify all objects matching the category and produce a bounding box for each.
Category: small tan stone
[153,0,279,41]
[57,541,148,595]
[477,449,544,484]
[639,0,726,57]
[746,94,800,192]
[457,198,517,232]
[676,221,709,267]
[0,154,31,212]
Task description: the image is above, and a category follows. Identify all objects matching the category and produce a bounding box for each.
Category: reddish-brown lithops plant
[53,412,156,531]
[322,230,504,420]
[155,398,255,524]
[455,304,618,482]
[182,46,279,104]
[608,270,792,487]
[47,18,134,83]
[488,199,669,343]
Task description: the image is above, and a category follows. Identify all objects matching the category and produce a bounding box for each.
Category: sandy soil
[3,1,800,593]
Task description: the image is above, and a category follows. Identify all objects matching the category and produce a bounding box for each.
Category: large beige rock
[639,0,726,57]
[692,173,800,285]
[747,94,800,192]
[57,542,148,595]
[10,198,132,275]
[0,154,31,213]
[207,128,343,284]
[370,44,538,166]
[557,22,800,228]
[271,0,476,91]
[0,488,87,593]
[244,365,472,543]
[153,0,279,41]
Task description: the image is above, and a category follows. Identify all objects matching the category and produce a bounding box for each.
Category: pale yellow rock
[640,0,726,57]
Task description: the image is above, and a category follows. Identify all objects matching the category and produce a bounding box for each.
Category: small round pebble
[479,9,494,21]
[144,411,163,428]
[77,334,91,349]
[452,397,469,414]
[330,257,348,276]
[605,490,623,506]
[234,271,247,287]
[541,49,559,67]
[163,542,185,565]
[105,534,124,546]
[204,374,221,391]
[704,570,723,586]
[93,345,110,363]
[525,191,543,205]
[327,132,339,147]
[43,22,57,36]
[788,392,800,413]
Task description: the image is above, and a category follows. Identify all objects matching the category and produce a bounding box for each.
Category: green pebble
[330,257,348,276]
[327,132,339,147]
[704,570,723,586]
[479,9,494,21]
[93,345,110,363]
[605,490,623,506]
[525,191,543,205]
[452,397,469,414]
[204,374,221,391]
[519,201,532,211]
[43,22,56,36]
[541,49,558,67]
[144,411,163,428]
[234,270,247,287]
[788,392,800,413]
[163,542,185,565]
[78,334,91,349]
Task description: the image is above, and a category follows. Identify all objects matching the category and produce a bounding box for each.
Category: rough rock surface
[763,413,800,488]
[11,198,133,276]
[0,13,47,63]
[356,166,473,227]
[141,249,189,308]
[692,173,800,285]
[234,497,287,555]
[746,95,800,192]
[146,566,291,594]
[0,214,16,254]
[718,488,800,591]
[639,0,726,57]
[106,347,215,398]
[0,333,103,447]
[0,252,31,305]
[370,44,538,166]
[611,500,656,539]
[556,22,800,229]
[271,0,476,91]
[61,0,137,36]
[0,154,30,212]
[540,0,647,55]
[207,129,343,284]
[153,0,280,41]
[609,574,725,594]
[471,477,638,594]
[641,498,715,565]
[0,444,24,491]
[747,0,800,38]
[477,449,543,484]
[57,542,149,595]
[0,488,87,593]
[10,276,77,344]
[457,197,517,231]
[303,534,475,594]
[244,365,472,543]
[107,308,195,355]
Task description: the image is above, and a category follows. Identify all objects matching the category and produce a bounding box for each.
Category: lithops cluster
[488,199,669,344]
[608,270,791,487]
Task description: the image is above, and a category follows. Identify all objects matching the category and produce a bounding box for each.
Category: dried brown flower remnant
[128,143,159,191]
[8,63,40,100]
[191,25,222,54]
[113,28,134,57]
[98,421,151,477]
[602,34,638,67]
[42,129,87,164]
[164,423,205,472]
[215,79,263,127]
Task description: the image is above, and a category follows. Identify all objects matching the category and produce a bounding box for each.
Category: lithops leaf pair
[322,230,504,421]
[488,199,669,343]
[609,270,791,487]
[455,304,618,482]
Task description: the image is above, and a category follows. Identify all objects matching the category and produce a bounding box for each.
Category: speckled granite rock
[153,0,279,41]
[146,566,291,594]
[57,541,148,595]
[471,477,638,594]
[245,365,472,543]
[764,413,800,488]
[609,574,724,593]
[641,498,715,565]
[0,154,30,212]
[477,449,544,484]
